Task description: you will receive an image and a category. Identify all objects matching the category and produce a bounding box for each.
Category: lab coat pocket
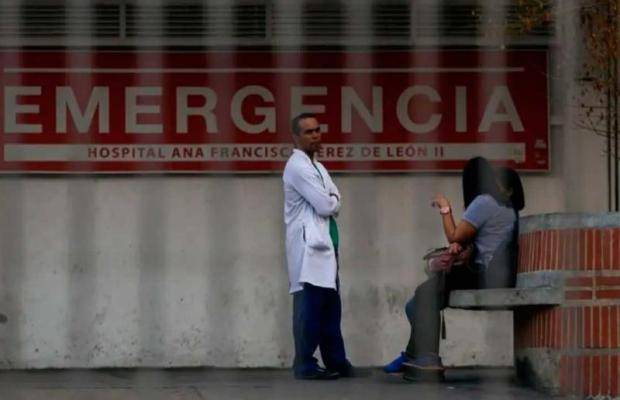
[304,214,331,251]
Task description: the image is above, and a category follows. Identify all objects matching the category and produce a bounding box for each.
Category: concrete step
[448,286,564,309]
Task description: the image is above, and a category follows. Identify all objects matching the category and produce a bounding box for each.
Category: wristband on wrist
[439,206,451,215]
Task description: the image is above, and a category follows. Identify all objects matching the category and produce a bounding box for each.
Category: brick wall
[517,226,620,399]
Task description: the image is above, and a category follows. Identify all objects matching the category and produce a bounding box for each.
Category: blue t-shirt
[462,194,516,268]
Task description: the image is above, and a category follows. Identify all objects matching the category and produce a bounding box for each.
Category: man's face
[295,117,322,154]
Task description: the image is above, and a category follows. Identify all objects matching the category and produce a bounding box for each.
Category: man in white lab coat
[283,113,354,380]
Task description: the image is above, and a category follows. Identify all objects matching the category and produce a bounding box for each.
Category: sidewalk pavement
[0,367,552,400]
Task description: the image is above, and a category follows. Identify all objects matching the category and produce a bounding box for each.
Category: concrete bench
[448,286,563,309]
[441,212,620,399]
[439,273,565,368]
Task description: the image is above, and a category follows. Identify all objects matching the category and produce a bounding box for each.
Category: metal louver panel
[233,3,266,38]
[415,2,482,38]
[0,0,553,46]
[302,1,345,38]
[373,2,410,38]
[0,3,120,38]
[20,4,66,37]
[272,1,412,41]
[164,4,207,37]
[126,4,203,38]
[125,4,165,37]
[125,2,266,38]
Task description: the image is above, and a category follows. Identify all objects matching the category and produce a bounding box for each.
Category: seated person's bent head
[496,167,525,211]
[462,157,502,208]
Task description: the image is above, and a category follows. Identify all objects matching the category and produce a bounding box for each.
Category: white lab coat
[283,149,341,293]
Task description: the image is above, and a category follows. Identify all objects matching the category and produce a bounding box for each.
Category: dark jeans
[405,264,512,359]
[292,283,348,376]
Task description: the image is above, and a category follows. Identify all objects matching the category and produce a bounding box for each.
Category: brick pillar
[516,213,620,399]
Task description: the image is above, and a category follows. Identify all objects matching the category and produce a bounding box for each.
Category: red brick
[529,232,536,272]
[611,355,618,397]
[527,232,534,272]
[565,290,593,300]
[601,354,610,396]
[555,308,561,348]
[597,290,620,299]
[573,357,585,394]
[588,229,596,270]
[580,229,588,270]
[549,230,556,269]
[602,229,612,270]
[572,228,581,270]
[576,307,583,349]
[593,306,600,348]
[594,229,603,270]
[525,232,532,272]
[526,233,533,272]
[541,230,548,270]
[553,230,560,269]
[602,306,610,348]
[517,234,524,271]
[583,355,591,396]
[597,276,620,286]
[562,308,570,348]
[613,229,620,270]
[554,230,561,269]
[528,233,533,272]
[559,229,568,269]
[564,229,572,270]
[557,229,565,269]
[532,231,539,271]
[546,230,553,270]
[572,307,579,349]
[585,306,592,348]
[562,230,570,270]
[540,231,547,271]
[566,276,594,287]
[518,236,525,271]
[611,307,618,349]
[568,308,576,349]
[537,231,544,271]
[593,355,601,396]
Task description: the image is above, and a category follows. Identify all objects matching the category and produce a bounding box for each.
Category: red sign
[0,50,548,173]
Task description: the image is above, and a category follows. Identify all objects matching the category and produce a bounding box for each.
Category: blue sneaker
[383,352,408,373]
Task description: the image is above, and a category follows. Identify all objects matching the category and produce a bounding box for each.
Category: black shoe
[333,363,356,378]
[295,367,340,380]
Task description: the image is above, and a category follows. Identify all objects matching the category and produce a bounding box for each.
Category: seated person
[384,157,525,380]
